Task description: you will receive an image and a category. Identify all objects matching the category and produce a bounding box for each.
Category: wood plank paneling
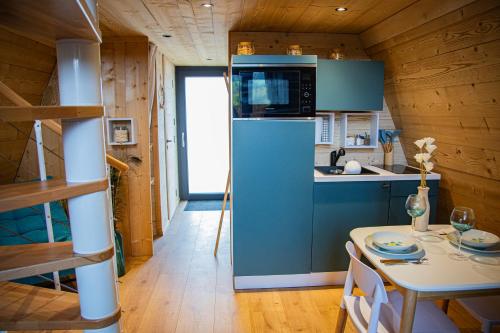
[102,37,154,257]
[360,0,477,48]
[0,28,56,184]
[99,0,416,65]
[228,31,367,59]
[364,0,500,235]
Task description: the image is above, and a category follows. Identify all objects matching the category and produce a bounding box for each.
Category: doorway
[176,67,229,200]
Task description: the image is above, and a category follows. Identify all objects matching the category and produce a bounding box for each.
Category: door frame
[175,66,228,201]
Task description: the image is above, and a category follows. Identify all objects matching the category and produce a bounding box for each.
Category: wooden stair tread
[0,179,108,213]
[0,242,114,282]
[0,0,101,46]
[0,105,104,122]
[0,282,121,330]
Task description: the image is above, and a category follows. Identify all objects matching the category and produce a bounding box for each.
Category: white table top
[350,225,500,292]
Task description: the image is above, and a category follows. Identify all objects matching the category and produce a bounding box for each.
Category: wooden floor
[32,202,495,332]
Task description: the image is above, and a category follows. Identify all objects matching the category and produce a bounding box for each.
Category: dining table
[335,224,500,333]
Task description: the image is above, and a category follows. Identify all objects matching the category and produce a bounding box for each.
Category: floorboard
[22,202,497,332]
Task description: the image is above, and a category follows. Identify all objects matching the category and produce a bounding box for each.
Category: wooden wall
[152,51,180,235]
[229,31,407,166]
[0,28,56,184]
[16,69,65,182]
[362,0,500,234]
[101,37,154,257]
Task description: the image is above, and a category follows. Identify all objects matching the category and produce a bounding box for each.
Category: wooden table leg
[400,289,418,333]
[335,306,348,333]
[442,299,450,313]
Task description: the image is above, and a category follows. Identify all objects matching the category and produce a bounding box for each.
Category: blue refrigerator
[232,118,315,277]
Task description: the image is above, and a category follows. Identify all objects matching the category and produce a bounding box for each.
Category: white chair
[338,241,459,333]
[458,296,500,333]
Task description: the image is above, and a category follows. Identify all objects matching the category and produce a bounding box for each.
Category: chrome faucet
[330,148,346,166]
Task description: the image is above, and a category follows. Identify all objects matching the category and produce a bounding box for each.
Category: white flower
[421,153,431,161]
[414,139,426,149]
[424,137,436,145]
[425,144,437,154]
[415,153,431,163]
[424,161,434,172]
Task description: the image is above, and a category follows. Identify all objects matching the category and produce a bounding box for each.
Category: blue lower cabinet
[312,181,390,272]
[232,119,315,276]
[388,180,439,226]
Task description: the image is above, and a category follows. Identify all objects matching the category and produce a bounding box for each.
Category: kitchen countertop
[314,165,441,182]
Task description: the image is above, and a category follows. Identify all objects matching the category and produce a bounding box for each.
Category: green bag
[114,231,126,277]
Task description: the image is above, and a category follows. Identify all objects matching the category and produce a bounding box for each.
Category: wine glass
[449,207,476,261]
[405,194,427,231]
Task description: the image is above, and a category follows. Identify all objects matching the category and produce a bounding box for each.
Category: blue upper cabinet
[316,60,385,111]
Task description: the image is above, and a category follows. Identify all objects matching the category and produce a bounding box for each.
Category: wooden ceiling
[98,0,418,65]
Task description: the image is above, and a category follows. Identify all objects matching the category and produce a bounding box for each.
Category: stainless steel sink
[314,166,379,175]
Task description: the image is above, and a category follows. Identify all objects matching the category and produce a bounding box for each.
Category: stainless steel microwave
[231,55,316,118]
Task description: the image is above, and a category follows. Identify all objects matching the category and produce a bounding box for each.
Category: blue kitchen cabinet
[388,180,440,226]
[316,60,384,111]
[312,181,391,272]
[232,119,315,276]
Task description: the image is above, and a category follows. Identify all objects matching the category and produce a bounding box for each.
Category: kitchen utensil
[417,234,444,243]
[343,160,361,174]
[372,231,416,252]
[365,235,425,259]
[380,258,428,265]
[461,229,500,249]
[449,207,476,261]
[447,232,500,254]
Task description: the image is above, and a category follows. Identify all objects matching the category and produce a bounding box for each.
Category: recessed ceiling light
[201,3,213,8]
[162,34,172,38]
[335,7,348,12]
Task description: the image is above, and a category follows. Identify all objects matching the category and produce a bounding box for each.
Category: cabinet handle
[382,183,390,188]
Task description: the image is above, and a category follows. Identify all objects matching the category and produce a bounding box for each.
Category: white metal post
[34,120,61,291]
[56,39,119,333]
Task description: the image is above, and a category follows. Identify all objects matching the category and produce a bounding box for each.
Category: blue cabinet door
[388,180,440,226]
[312,181,390,272]
[232,119,315,276]
[316,60,384,111]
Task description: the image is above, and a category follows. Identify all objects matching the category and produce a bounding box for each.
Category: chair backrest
[344,241,389,333]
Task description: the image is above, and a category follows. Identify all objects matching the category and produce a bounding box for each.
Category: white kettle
[344,160,362,174]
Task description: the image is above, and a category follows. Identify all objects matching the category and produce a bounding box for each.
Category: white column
[56,39,119,332]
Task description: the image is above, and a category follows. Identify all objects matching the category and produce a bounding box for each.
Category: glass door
[176,67,229,200]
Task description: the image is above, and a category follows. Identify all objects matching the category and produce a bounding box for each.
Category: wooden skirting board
[0,178,109,213]
[0,282,121,331]
[0,242,114,282]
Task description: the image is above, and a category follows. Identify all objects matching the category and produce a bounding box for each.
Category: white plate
[447,232,500,254]
[461,229,500,249]
[372,231,416,252]
[365,235,425,260]
[470,255,500,266]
